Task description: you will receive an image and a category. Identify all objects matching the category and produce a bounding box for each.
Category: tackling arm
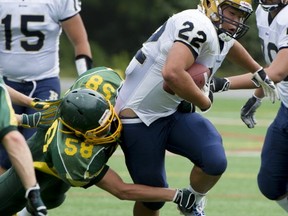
[95,168,195,212]
[96,168,175,201]
[6,85,33,107]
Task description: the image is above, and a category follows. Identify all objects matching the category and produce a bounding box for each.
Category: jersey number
[178,21,207,48]
[1,14,45,51]
[43,120,94,159]
[259,38,278,64]
[85,74,116,101]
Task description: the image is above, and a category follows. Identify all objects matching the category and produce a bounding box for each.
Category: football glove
[200,83,213,113]
[177,100,195,113]
[240,95,262,128]
[21,106,58,128]
[210,77,230,93]
[173,189,195,214]
[30,98,61,111]
[25,184,48,216]
[251,68,278,103]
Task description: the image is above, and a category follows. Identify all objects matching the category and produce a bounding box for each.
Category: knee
[143,201,165,211]
[258,172,285,200]
[203,154,227,176]
[44,194,66,209]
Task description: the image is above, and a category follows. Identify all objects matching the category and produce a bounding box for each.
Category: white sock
[188,185,207,204]
[17,207,32,216]
[277,196,288,212]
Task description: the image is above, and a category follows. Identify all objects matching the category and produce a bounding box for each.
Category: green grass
[49,96,284,216]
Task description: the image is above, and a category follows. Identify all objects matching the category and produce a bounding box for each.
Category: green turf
[48,97,284,215]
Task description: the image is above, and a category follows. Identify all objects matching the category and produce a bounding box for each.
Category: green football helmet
[58,88,122,145]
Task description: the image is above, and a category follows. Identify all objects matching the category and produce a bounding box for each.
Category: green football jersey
[67,66,123,106]
[31,67,122,187]
[0,78,18,140]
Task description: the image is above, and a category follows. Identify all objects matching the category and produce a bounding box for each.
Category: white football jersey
[0,0,81,81]
[256,5,288,107]
[115,9,234,126]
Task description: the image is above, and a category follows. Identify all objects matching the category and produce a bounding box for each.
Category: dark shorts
[257,103,288,200]
[120,111,227,187]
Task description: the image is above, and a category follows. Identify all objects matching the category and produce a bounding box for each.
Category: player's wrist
[75,54,93,76]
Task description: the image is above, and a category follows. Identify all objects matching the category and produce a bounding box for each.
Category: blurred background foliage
[59,0,264,78]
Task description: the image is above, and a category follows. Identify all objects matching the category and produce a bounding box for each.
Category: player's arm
[96,168,195,212]
[162,42,211,111]
[212,41,277,102]
[6,85,34,107]
[62,14,93,75]
[241,48,288,128]
[7,85,60,111]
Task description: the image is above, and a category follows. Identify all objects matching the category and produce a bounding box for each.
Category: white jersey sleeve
[0,0,81,81]
[256,5,288,107]
[115,9,223,126]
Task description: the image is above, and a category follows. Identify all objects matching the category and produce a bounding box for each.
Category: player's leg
[0,145,11,174]
[38,172,70,210]
[167,111,227,215]
[120,117,169,216]
[17,170,70,216]
[0,167,27,215]
[257,104,288,212]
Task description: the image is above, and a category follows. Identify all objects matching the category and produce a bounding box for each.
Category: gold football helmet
[199,0,253,41]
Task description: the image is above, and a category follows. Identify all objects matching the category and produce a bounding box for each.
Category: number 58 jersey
[31,67,123,187]
[0,0,81,81]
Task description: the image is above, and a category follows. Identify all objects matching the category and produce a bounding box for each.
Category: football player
[114,0,278,215]
[0,67,196,216]
[0,77,53,216]
[0,0,92,174]
[211,0,288,212]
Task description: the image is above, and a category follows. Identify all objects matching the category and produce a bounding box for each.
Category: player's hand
[240,95,262,128]
[177,100,195,113]
[210,77,230,93]
[251,68,278,103]
[173,188,195,214]
[25,184,48,216]
[21,106,58,128]
[30,98,61,111]
[200,83,213,113]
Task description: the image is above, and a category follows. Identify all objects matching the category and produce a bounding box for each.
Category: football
[163,63,211,95]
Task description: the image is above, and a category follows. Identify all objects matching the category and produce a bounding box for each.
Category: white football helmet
[257,0,288,12]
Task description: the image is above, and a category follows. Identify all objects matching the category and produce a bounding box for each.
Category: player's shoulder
[82,66,123,80]
[275,6,288,26]
[172,9,213,28]
[170,8,216,41]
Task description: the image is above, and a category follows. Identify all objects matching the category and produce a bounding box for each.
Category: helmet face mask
[58,88,122,145]
[200,0,253,41]
[258,0,286,12]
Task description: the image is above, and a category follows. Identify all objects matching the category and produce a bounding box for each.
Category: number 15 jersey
[0,0,81,81]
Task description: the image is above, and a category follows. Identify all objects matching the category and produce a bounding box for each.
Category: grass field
[49,94,285,216]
